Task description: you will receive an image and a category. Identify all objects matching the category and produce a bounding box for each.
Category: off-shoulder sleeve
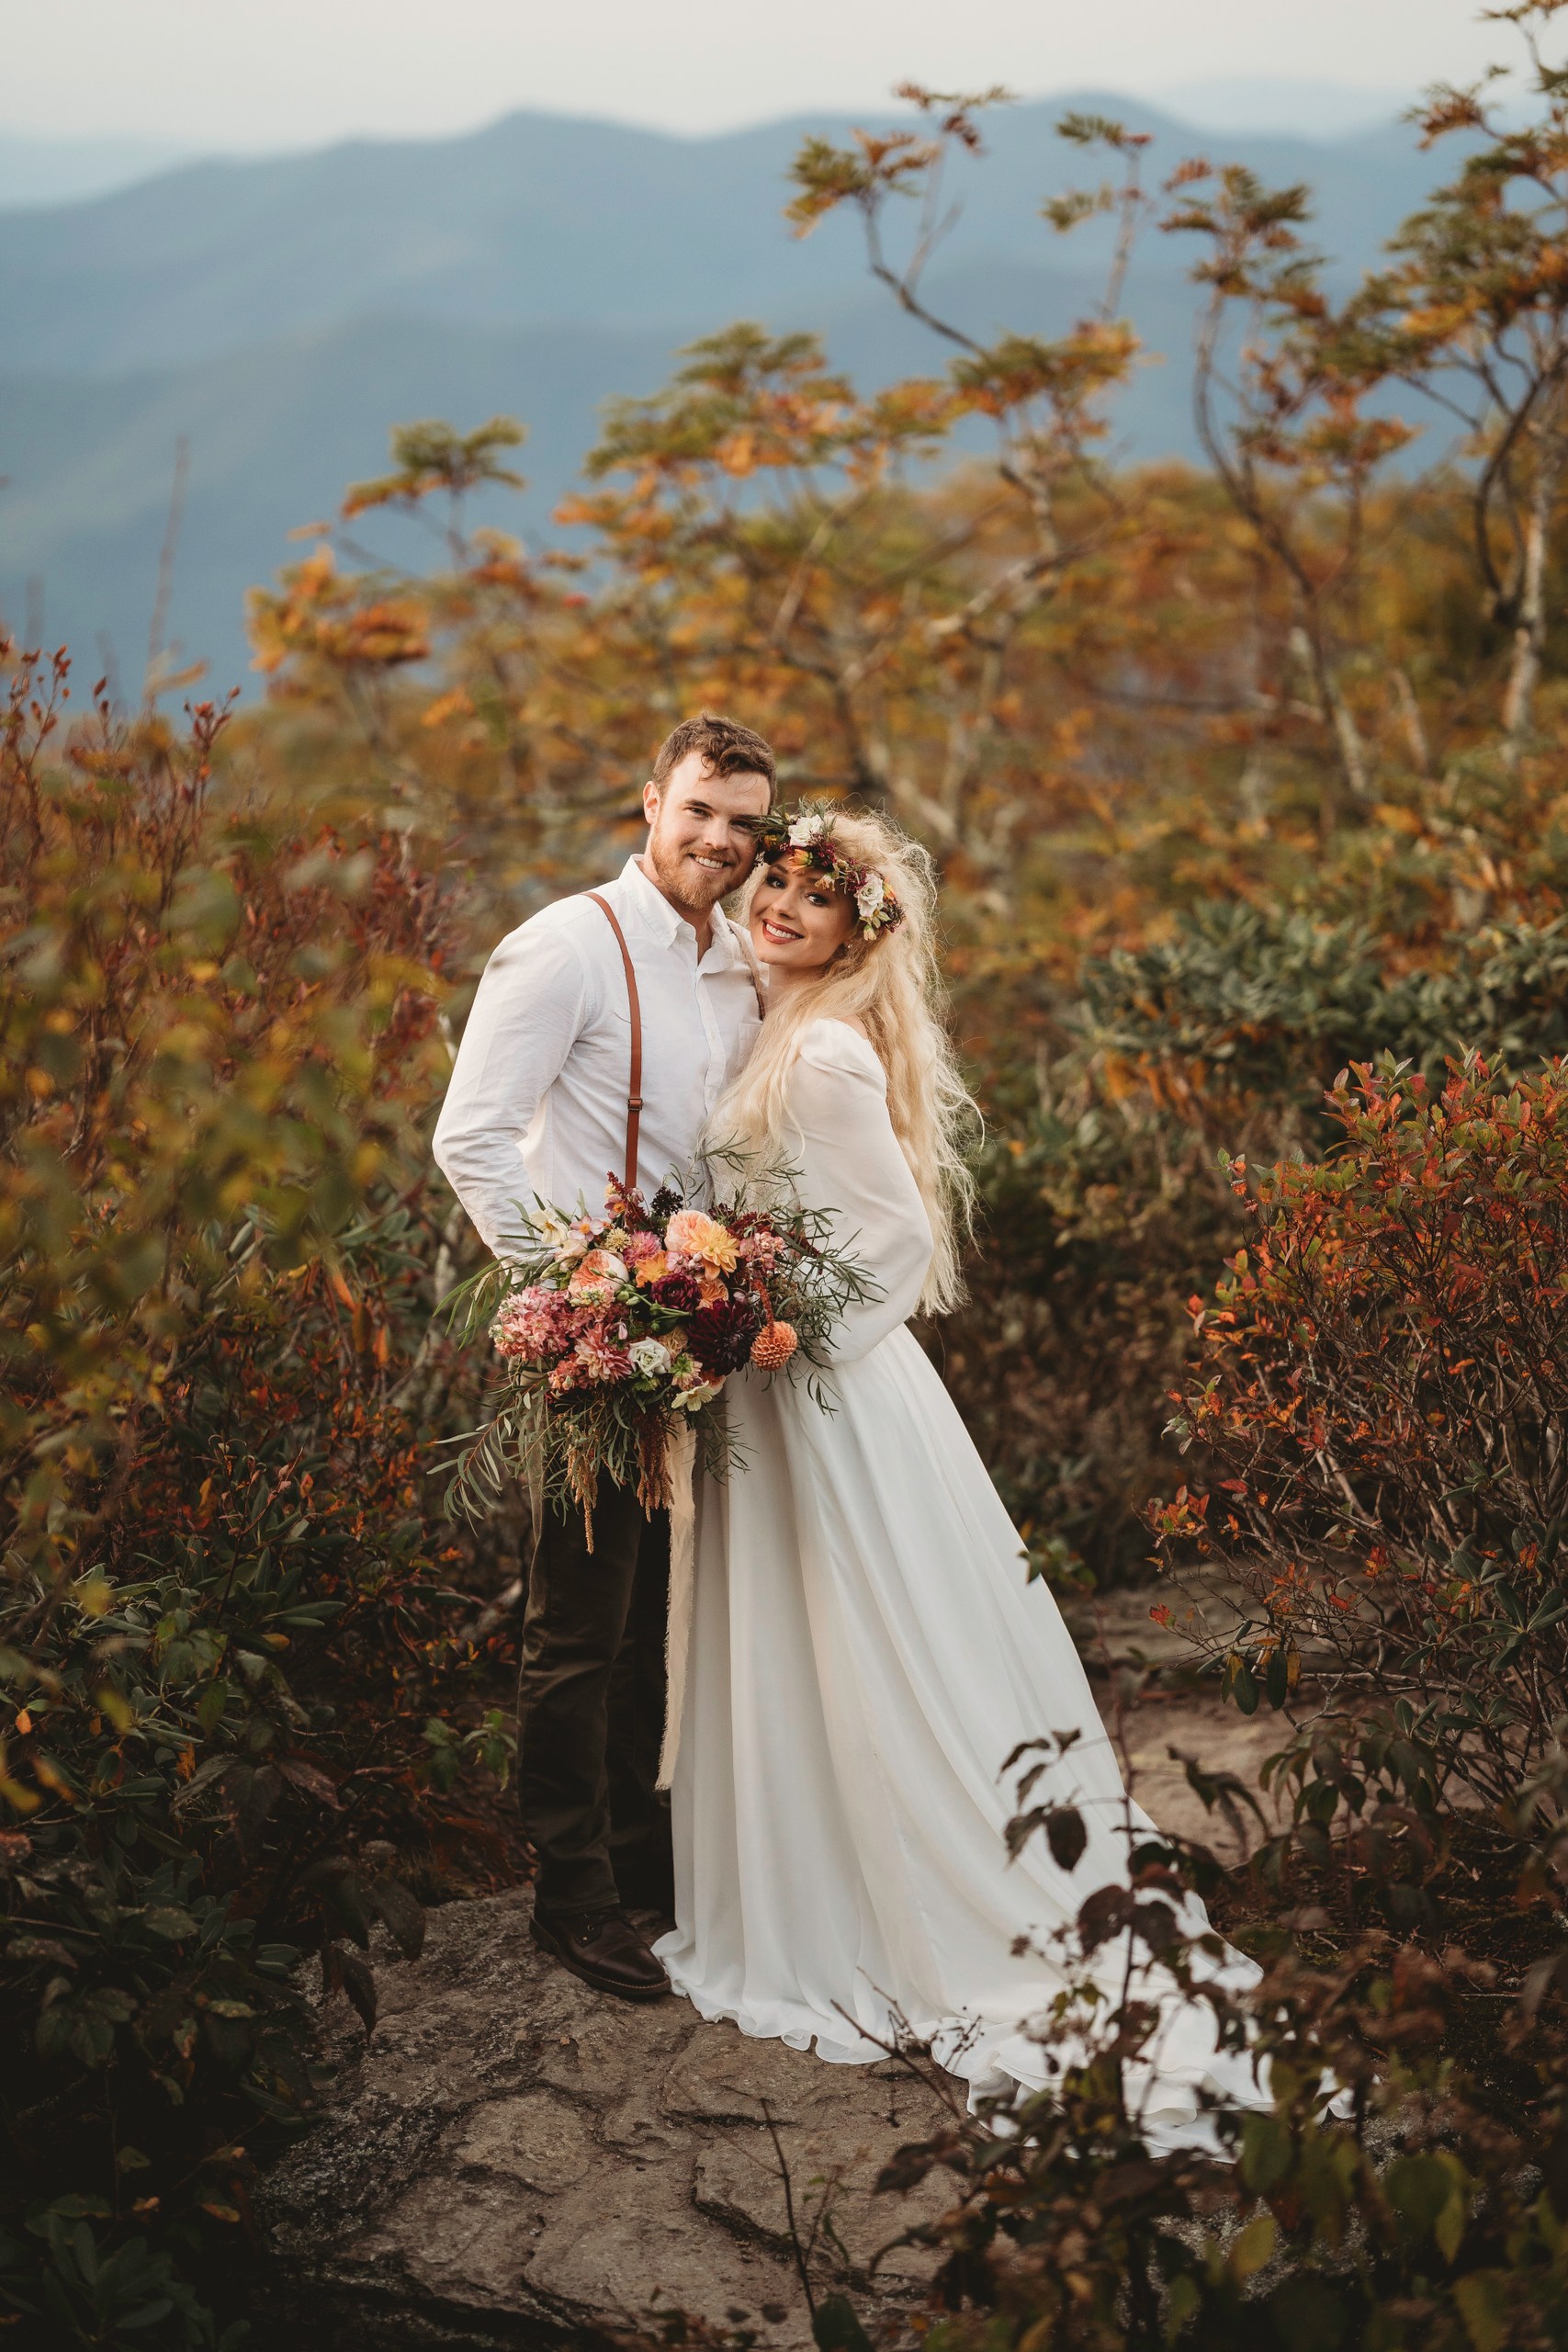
[786,1020,933,1363]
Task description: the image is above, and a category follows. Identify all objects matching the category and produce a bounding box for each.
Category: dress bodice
[784,1018,933,1363]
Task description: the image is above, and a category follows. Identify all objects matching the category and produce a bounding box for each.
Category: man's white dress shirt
[433,857,764,1256]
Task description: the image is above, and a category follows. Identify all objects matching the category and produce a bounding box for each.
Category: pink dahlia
[573,1318,635,1385]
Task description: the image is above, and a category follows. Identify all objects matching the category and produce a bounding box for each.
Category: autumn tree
[1161,165,1415,815]
[1371,0,1568,754]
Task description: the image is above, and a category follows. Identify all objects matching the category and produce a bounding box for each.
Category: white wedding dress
[654,1019,1269,2153]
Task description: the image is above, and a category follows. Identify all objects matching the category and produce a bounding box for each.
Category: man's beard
[647,838,746,912]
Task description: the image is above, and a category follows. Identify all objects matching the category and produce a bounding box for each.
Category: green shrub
[0,651,516,2346]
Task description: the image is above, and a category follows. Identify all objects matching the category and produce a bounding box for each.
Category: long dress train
[654,1018,1268,2153]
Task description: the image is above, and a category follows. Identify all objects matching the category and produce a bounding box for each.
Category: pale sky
[0,0,1517,149]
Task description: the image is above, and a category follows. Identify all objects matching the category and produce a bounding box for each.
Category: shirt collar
[620,856,685,947]
[620,856,750,968]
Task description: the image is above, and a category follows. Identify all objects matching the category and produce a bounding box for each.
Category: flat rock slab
[257,1888,959,2352]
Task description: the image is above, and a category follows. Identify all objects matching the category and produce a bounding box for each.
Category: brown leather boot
[529,1905,670,2001]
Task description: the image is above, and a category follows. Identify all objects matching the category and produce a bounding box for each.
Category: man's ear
[641,780,660,829]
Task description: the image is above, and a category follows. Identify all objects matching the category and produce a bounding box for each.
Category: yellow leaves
[420,688,474,730]
[0,1759,40,1815]
[248,543,429,675]
[551,492,603,531]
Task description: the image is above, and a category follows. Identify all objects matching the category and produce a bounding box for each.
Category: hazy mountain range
[0,96,1447,698]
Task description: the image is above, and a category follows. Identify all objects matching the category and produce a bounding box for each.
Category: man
[433,711,775,1998]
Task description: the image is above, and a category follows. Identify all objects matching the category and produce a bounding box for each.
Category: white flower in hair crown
[754,806,905,939]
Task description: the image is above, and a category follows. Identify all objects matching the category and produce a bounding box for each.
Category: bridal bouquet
[444,1175,874,1535]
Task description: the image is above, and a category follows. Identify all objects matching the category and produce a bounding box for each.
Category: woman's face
[749,854,856,978]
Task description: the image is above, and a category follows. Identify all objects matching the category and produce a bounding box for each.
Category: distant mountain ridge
[0,96,1445,696]
[0,130,194,210]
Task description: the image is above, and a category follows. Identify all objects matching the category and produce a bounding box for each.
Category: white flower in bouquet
[627,1336,673,1377]
[536,1207,592,1264]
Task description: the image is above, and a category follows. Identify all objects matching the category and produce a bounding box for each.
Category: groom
[433,712,776,1997]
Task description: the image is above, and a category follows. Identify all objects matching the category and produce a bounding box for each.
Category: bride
[653,806,1269,2152]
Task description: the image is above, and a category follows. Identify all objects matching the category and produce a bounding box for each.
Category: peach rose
[568,1248,628,1305]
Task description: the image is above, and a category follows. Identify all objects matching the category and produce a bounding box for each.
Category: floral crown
[749,806,905,939]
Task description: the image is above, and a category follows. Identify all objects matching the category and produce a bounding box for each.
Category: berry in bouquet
[442,1173,875,1540]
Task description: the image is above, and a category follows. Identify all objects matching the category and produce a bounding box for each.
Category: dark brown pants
[519,1475,672,1919]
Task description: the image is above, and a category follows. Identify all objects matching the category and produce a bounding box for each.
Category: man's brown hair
[649,710,776,794]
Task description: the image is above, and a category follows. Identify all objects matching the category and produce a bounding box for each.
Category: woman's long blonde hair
[711,809,978,1316]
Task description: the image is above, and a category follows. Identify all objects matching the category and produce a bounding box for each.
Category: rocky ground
[257,1885,961,2352]
[257,1591,1276,2350]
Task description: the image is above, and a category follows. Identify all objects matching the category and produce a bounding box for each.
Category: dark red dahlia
[650,1270,703,1313]
[650,1184,683,1220]
[686,1297,764,1374]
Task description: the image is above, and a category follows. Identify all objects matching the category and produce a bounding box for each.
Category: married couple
[434,711,1263,2147]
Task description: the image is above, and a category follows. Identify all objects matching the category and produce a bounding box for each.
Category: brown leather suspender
[584,889,765,1192]
[585,892,644,1190]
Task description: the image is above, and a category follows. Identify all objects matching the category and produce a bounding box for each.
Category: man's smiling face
[640,752,773,922]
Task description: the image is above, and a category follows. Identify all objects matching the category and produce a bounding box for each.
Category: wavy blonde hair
[711,809,978,1315]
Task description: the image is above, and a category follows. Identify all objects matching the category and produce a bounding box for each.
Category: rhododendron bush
[0,650,515,2344]
[1155,1052,1568,1920]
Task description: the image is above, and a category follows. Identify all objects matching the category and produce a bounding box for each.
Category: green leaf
[142,1907,198,1940]
[1240,2111,1293,2196]
[1229,2211,1276,2280]
[1268,2277,1346,2352]
[1385,2153,1456,2236]
[1164,2271,1200,2343]
[196,1679,230,1734]
[1455,2270,1509,2352]
[813,2293,874,2352]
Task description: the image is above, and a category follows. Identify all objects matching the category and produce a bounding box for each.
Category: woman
[653,807,1269,2152]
